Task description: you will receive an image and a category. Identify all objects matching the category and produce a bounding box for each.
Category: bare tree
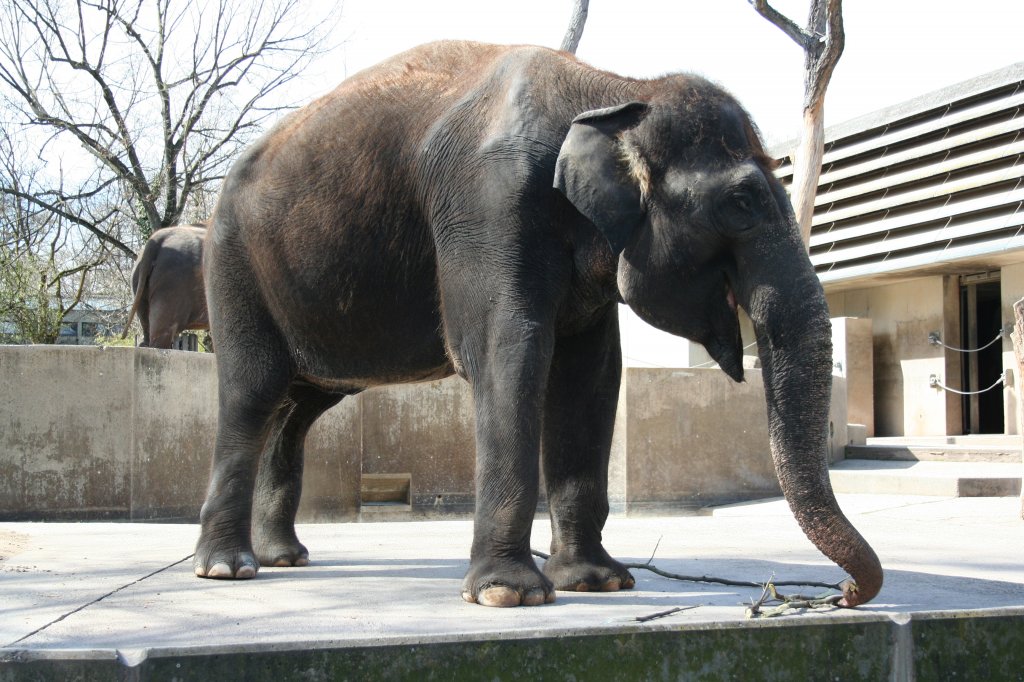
[0,130,108,343]
[751,0,844,248]
[560,0,590,54]
[0,0,331,260]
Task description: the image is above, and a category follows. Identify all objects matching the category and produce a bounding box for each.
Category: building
[783,62,1023,437]
[54,301,129,345]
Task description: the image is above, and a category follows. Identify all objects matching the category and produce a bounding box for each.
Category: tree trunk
[791,101,826,247]
[750,0,843,252]
[560,0,589,54]
[1011,297,1024,519]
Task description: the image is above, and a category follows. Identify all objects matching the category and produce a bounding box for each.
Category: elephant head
[554,80,882,607]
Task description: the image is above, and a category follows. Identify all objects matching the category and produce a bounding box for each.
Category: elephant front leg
[459,324,557,607]
[541,308,635,593]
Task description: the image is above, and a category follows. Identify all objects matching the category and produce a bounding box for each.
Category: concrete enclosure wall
[832,317,874,437]
[1001,262,1024,435]
[1,346,847,521]
[828,279,949,437]
[0,346,364,522]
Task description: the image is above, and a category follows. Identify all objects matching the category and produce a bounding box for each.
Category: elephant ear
[554,101,650,254]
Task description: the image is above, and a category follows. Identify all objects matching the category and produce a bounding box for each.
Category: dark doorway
[960,275,1004,434]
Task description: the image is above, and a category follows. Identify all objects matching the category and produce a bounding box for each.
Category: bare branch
[748,0,817,51]
[0,185,134,256]
[532,548,842,591]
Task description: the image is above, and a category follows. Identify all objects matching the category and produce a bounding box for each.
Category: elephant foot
[461,556,556,607]
[193,537,259,579]
[253,535,310,568]
[542,547,635,593]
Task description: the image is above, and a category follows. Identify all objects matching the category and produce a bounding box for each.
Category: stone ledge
[3,609,1022,681]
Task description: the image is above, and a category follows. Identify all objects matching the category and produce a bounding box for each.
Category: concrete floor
[2,493,1023,680]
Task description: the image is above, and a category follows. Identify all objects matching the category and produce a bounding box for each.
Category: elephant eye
[716,186,761,236]
[732,190,753,214]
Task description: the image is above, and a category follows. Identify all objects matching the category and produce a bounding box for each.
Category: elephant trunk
[746,265,882,607]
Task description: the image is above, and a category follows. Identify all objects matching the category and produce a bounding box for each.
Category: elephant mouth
[703,271,744,382]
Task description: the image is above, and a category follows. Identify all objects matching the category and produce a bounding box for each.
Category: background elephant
[197,41,882,608]
[123,224,209,349]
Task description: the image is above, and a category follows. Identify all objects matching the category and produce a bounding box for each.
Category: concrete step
[867,435,1021,447]
[829,459,1022,497]
[845,443,1021,464]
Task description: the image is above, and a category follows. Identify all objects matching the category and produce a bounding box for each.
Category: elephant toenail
[206,562,233,578]
[478,586,520,607]
[522,589,547,606]
[235,564,257,579]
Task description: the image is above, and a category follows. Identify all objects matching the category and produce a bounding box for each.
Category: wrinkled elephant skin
[196,41,882,608]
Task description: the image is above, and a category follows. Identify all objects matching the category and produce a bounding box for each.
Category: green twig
[745,581,844,618]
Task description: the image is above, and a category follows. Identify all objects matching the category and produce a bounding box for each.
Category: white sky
[302,0,1023,147]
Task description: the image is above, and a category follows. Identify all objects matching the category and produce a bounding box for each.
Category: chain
[929,372,1006,395]
[928,327,1009,353]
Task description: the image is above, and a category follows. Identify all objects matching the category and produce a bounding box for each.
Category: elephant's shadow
[250,555,1024,614]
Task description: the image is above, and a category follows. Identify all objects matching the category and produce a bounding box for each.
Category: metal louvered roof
[771,63,1024,291]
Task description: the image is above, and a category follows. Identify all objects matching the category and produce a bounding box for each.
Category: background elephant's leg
[541,306,634,592]
[136,300,152,347]
[146,301,180,349]
[252,383,342,567]
[194,330,293,579]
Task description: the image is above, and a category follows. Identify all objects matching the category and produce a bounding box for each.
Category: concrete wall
[1,345,847,521]
[1001,263,1024,435]
[0,346,361,522]
[614,367,848,514]
[359,379,476,516]
[828,278,949,437]
[832,317,874,437]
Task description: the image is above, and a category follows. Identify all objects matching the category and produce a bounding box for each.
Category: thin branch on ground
[634,604,699,622]
[530,546,842,590]
[531,542,847,619]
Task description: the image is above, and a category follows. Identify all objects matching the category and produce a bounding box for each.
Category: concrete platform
[2,494,1023,680]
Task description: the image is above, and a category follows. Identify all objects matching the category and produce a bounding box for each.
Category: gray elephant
[123,224,209,349]
[196,41,882,608]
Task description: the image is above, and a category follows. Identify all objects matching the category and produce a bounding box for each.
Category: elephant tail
[122,237,160,339]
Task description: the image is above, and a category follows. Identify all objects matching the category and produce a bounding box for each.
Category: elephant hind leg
[193,325,293,580]
[146,303,181,349]
[135,301,152,347]
[252,382,343,567]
